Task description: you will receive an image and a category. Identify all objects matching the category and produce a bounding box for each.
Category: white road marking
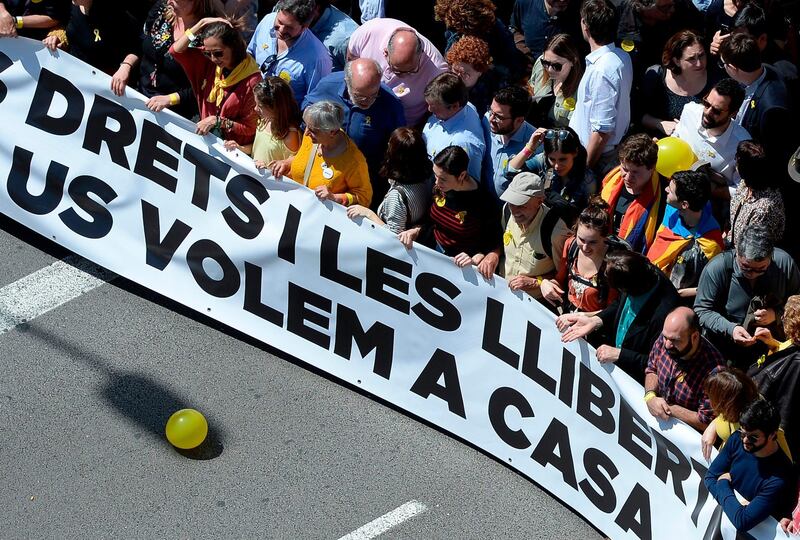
[337,500,428,540]
[0,255,114,333]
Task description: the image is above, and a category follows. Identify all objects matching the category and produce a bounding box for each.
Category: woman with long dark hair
[170,17,261,145]
[399,146,502,279]
[540,197,621,314]
[507,126,596,216]
[528,34,584,128]
[347,127,432,234]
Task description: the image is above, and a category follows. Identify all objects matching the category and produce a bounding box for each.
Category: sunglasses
[702,99,727,116]
[203,49,225,59]
[541,59,564,72]
[739,429,763,443]
[545,129,570,141]
[260,53,278,75]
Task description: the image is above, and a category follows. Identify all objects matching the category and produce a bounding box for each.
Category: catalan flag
[646,204,724,274]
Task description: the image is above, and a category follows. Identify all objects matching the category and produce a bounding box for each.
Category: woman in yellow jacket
[271,100,372,208]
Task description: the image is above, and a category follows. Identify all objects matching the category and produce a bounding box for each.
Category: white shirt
[569,44,633,154]
[735,67,767,125]
[675,101,752,193]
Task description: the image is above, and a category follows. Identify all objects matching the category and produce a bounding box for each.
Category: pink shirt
[347,18,447,126]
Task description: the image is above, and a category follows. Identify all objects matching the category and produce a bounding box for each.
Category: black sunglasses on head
[260,53,278,75]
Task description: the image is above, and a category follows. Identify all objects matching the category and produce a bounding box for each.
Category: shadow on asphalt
[16,321,224,460]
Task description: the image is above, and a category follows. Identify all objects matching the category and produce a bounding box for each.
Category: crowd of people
[2,0,800,533]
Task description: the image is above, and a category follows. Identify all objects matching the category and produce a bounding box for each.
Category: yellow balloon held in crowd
[655,137,696,178]
[165,409,208,449]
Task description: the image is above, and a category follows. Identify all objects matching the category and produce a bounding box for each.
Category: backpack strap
[540,205,562,259]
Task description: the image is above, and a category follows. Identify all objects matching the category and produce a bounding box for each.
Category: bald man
[303,58,406,206]
[643,307,725,431]
[346,17,447,126]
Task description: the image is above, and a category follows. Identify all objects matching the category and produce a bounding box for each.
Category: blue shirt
[481,116,536,202]
[510,0,582,61]
[310,5,359,72]
[423,103,486,181]
[247,13,333,105]
[302,71,406,174]
[705,431,793,531]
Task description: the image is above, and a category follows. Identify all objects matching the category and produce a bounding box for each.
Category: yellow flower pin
[621,39,635,52]
[563,97,576,111]
[503,230,513,245]
[434,194,446,207]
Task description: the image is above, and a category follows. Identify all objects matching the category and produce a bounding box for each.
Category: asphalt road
[0,215,602,540]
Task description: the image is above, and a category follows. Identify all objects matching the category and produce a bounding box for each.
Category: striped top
[429,183,502,257]
[377,179,431,234]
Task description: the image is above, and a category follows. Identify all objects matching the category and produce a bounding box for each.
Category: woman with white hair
[274,100,372,207]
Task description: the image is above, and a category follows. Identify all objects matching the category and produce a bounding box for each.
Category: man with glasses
[705,400,794,532]
[499,173,571,299]
[422,73,485,182]
[302,58,405,207]
[346,18,447,126]
[643,307,724,431]
[695,224,800,367]
[248,0,332,105]
[481,86,538,204]
[674,78,751,199]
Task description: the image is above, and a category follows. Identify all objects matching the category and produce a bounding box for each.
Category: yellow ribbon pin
[94,29,101,42]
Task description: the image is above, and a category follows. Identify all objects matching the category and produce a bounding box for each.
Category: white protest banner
[0,38,782,540]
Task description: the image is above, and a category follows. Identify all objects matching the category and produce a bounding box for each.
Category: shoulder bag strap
[303,143,319,187]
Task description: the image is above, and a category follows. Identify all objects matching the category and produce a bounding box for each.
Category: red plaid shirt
[645,335,725,424]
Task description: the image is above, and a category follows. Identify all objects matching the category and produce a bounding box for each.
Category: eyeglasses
[349,89,380,102]
[488,110,512,122]
[385,54,422,76]
[203,49,225,59]
[701,99,727,116]
[260,53,278,75]
[541,59,564,72]
[545,129,570,141]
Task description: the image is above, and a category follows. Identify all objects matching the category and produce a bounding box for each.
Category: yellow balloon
[165,409,208,449]
[656,136,696,178]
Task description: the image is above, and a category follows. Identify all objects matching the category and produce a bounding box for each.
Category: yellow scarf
[207,54,260,107]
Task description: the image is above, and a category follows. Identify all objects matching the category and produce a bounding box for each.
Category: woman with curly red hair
[445,35,500,115]
[434,0,526,84]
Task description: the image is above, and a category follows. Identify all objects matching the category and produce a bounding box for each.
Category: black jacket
[598,272,682,382]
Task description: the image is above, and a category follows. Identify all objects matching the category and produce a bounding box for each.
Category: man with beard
[643,306,724,431]
[705,400,795,532]
[481,86,537,204]
[248,0,333,105]
[674,78,751,199]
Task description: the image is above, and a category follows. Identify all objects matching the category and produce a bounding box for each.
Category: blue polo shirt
[481,116,537,203]
[310,5,359,72]
[423,103,486,181]
[302,71,406,173]
[247,13,333,105]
